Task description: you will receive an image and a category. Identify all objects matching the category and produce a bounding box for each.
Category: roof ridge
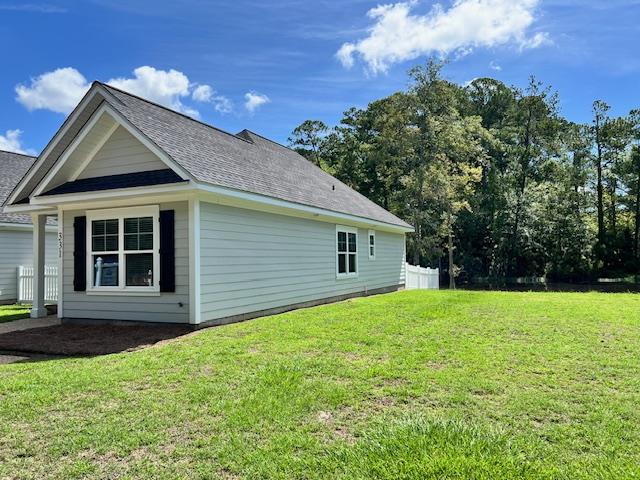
[97,81,255,145]
[0,149,36,159]
[239,129,297,152]
[239,129,384,212]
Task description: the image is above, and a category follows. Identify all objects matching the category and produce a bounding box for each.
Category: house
[0,150,57,304]
[2,82,413,326]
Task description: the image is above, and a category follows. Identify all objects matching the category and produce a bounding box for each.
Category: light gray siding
[78,125,166,179]
[61,201,190,323]
[0,228,57,303]
[199,202,405,322]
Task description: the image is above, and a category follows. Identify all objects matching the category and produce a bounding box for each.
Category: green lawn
[0,304,31,323]
[1,290,639,479]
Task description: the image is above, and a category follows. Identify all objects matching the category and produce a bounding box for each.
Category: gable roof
[9,82,411,230]
[0,150,39,225]
[99,83,411,229]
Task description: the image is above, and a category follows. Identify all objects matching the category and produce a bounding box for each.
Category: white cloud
[15,66,238,118]
[15,67,90,114]
[521,31,552,49]
[108,66,193,114]
[0,129,35,155]
[244,91,270,113]
[489,60,502,71]
[192,84,213,102]
[337,0,549,73]
[192,84,233,114]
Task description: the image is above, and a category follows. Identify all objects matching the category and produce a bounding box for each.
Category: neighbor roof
[0,150,39,225]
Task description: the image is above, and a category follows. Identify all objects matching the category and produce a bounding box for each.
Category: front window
[337,226,357,278]
[87,206,159,293]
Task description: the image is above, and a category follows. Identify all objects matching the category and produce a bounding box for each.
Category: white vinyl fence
[405,263,439,290]
[17,265,58,303]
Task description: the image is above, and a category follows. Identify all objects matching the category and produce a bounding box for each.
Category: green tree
[288,120,328,167]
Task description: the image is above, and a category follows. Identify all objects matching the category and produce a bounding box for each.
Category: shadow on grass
[0,305,32,324]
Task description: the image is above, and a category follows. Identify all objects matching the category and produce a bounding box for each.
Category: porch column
[30,214,48,318]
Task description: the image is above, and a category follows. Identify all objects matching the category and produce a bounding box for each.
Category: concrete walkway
[0,315,60,335]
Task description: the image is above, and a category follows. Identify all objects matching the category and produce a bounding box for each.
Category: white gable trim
[32,103,192,197]
[33,105,118,196]
[6,86,104,206]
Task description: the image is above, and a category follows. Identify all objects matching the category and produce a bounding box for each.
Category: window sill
[336,274,358,280]
[86,289,161,297]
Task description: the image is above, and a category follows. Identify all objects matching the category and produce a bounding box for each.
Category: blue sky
[1,0,639,155]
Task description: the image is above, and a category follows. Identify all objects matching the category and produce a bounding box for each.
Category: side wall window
[337,226,358,278]
[368,230,375,260]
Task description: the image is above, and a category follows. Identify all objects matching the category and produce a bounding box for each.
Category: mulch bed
[0,324,192,356]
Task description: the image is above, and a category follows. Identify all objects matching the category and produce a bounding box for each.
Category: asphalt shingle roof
[99,83,411,229]
[0,150,39,225]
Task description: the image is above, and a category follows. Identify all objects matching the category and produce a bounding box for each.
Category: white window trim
[336,225,358,279]
[368,230,376,260]
[86,205,160,295]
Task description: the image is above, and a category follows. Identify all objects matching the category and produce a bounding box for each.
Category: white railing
[17,265,58,303]
[405,263,439,290]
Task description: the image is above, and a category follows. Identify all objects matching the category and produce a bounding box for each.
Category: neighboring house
[3,82,413,325]
[0,150,57,304]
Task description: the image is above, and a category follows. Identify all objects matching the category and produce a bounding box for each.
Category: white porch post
[30,213,48,318]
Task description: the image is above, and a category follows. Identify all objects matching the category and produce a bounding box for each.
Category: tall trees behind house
[290,61,640,282]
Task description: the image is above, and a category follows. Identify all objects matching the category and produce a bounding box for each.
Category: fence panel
[17,265,58,303]
[405,263,439,290]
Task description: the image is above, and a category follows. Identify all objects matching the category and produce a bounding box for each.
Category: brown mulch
[0,324,193,356]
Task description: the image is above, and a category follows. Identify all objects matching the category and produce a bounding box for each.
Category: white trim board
[195,183,414,234]
[21,180,412,233]
[6,86,105,206]
[32,103,192,197]
[57,208,64,318]
[85,205,161,296]
[33,107,118,196]
[188,196,201,324]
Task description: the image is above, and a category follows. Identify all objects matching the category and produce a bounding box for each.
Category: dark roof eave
[39,169,187,197]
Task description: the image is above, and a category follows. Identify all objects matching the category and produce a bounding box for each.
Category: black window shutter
[159,209,175,292]
[73,216,86,291]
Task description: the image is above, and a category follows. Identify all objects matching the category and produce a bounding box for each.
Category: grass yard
[1,290,640,479]
[0,304,31,323]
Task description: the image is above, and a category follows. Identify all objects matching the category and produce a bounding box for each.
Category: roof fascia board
[2,204,59,214]
[32,103,192,198]
[6,86,103,206]
[9,180,413,233]
[55,192,195,212]
[32,104,118,196]
[194,182,414,233]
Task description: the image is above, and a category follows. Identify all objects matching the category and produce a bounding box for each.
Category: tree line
[288,61,640,287]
